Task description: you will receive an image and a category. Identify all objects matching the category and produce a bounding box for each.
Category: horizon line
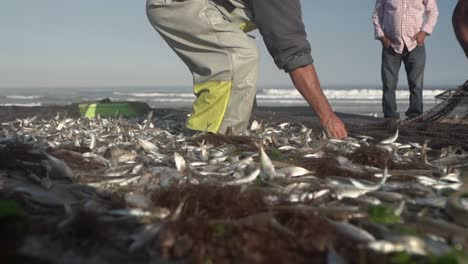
[0,83,461,90]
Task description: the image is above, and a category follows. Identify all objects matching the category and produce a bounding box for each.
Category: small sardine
[329,220,376,242]
[259,145,277,179]
[445,184,468,227]
[276,166,312,178]
[174,152,187,172]
[137,138,159,154]
[379,129,399,145]
[223,168,260,186]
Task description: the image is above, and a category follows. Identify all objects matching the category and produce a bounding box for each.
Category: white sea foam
[257,99,392,105]
[6,95,42,100]
[114,89,445,102]
[260,89,446,100]
[113,92,194,98]
[149,98,194,103]
[109,97,194,103]
[0,103,42,107]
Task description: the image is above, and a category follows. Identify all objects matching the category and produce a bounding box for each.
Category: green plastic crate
[78,101,150,118]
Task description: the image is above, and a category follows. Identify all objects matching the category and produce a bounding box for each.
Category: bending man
[146,0,347,139]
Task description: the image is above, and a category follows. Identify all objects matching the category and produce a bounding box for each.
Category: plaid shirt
[372,0,439,54]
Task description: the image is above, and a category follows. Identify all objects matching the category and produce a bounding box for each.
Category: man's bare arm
[453,0,468,57]
[289,65,348,139]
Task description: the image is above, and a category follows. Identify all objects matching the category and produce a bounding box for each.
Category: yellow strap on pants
[186,81,232,133]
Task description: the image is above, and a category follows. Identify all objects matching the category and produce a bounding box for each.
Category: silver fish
[223,168,260,186]
[104,165,133,177]
[368,236,427,255]
[250,120,262,131]
[137,138,159,154]
[431,154,468,167]
[445,184,468,227]
[129,224,162,253]
[330,183,374,200]
[174,152,187,172]
[368,191,405,202]
[259,145,277,179]
[200,140,209,161]
[89,132,97,150]
[276,166,312,178]
[329,220,376,242]
[43,152,74,179]
[82,152,111,167]
[379,129,399,145]
[349,167,388,191]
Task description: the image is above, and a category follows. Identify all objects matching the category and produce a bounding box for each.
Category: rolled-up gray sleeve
[247,0,314,72]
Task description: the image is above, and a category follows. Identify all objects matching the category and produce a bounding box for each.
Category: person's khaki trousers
[146,0,259,134]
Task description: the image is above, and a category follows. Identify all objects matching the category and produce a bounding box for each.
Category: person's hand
[321,113,348,139]
[379,35,391,49]
[413,31,427,46]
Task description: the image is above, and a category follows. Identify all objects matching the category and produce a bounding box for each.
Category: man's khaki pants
[146,0,259,134]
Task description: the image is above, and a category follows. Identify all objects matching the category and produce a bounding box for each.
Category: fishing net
[348,81,468,150]
[404,80,468,124]
[396,80,468,149]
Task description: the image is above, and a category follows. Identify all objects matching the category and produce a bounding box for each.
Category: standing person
[372,0,439,121]
[453,0,468,58]
[146,0,347,139]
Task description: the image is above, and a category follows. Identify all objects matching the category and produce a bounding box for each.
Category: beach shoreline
[0,85,447,119]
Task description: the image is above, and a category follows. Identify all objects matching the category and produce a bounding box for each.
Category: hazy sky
[1,0,466,88]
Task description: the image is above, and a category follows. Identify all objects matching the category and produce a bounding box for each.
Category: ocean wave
[113,89,446,101]
[257,99,307,105]
[107,97,194,103]
[260,89,446,100]
[0,103,42,107]
[6,95,42,100]
[113,92,194,98]
[148,98,194,103]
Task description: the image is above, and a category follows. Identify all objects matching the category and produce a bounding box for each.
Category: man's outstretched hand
[321,112,348,139]
[289,65,348,139]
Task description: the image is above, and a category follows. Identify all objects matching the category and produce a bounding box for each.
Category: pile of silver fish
[1,111,467,263]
